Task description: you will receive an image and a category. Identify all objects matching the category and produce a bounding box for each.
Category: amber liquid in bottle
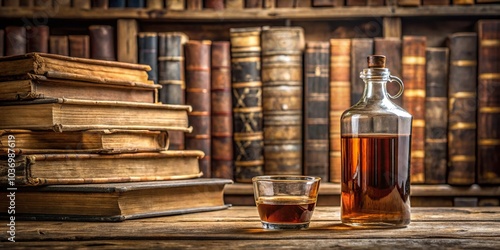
[341,134,411,227]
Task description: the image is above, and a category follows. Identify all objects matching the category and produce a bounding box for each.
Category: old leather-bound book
[147,0,163,8]
[126,0,144,7]
[0,129,168,154]
[205,0,224,9]
[304,41,329,181]
[185,40,212,178]
[49,36,69,56]
[230,27,264,182]
[117,19,138,64]
[367,0,384,5]
[345,0,366,6]
[165,0,185,9]
[3,0,20,6]
[226,0,243,9]
[452,0,473,4]
[5,26,26,56]
[402,36,426,184]
[374,37,403,106]
[26,26,49,53]
[245,0,262,8]
[422,0,449,4]
[109,0,126,7]
[447,32,477,185]
[211,41,233,179]
[53,0,71,7]
[263,0,274,8]
[186,0,202,9]
[73,0,91,9]
[312,0,344,6]
[477,20,500,184]
[351,38,373,106]
[0,179,231,221]
[329,38,350,183]
[69,35,90,58]
[261,26,305,175]
[89,25,116,61]
[424,47,449,184]
[158,32,189,150]
[138,32,158,84]
[398,0,420,5]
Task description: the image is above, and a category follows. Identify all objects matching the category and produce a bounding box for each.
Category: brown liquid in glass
[341,134,411,227]
[257,196,316,224]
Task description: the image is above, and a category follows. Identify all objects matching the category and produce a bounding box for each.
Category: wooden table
[2,207,500,249]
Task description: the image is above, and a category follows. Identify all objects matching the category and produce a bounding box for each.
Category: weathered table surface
[2,206,500,249]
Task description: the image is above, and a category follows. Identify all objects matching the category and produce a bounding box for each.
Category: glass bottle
[340,55,412,228]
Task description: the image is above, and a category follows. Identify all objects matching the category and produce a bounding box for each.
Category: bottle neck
[362,79,389,101]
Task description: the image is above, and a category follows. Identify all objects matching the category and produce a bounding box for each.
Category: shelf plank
[225,183,500,197]
[0,6,499,20]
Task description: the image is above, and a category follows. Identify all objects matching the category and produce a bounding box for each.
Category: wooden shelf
[225,183,500,197]
[0,6,499,21]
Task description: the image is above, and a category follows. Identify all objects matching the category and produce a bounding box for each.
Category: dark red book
[245,0,262,8]
[49,36,69,56]
[205,0,224,9]
[68,35,90,58]
[4,26,26,56]
[89,25,116,61]
[185,40,212,178]
[26,26,49,53]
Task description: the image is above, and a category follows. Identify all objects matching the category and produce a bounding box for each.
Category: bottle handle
[388,75,404,99]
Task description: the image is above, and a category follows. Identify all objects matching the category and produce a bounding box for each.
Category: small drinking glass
[252,176,321,230]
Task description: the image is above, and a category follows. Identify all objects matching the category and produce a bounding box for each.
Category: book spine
[5,26,26,56]
[297,0,311,6]
[261,27,305,175]
[424,47,449,184]
[3,0,20,6]
[447,32,477,185]
[34,0,51,6]
[374,38,403,106]
[226,0,243,9]
[26,25,49,53]
[276,0,294,7]
[73,0,91,9]
[346,0,366,5]
[185,40,212,178]
[398,0,420,5]
[402,36,426,184]
[68,35,90,58]
[49,35,69,56]
[351,38,373,106]
[422,0,449,4]
[263,0,274,8]
[147,0,163,8]
[91,0,108,8]
[127,0,145,7]
[138,32,158,84]
[117,19,138,64]
[367,0,384,5]
[158,32,188,150]
[329,38,351,183]
[0,30,3,57]
[89,25,116,61]
[211,41,233,179]
[165,0,185,9]
[245,0,262,7]
[205,0,224,9]
[304,41,330,181]
[186,0,202,9]
[477,20,500,184]
[20,0,34,6]
[230,27,264,182]
[109,0,126,7]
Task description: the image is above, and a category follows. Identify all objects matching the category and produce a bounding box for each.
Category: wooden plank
[2,238,500,249]
[0,6,499,20]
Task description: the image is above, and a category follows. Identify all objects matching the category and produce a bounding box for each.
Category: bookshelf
[1,3,499,207]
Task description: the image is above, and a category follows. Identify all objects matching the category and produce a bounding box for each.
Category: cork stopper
[367,55,386,68]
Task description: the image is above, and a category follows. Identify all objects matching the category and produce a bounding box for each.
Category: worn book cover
[447,32,477,185]
[26,25,49,53]
[230,27,264,182]
[138,32,158,84]
[0,129,168,154]
[477,20,500,184]
[89,25,115,61]
[402,36,427,184]
[68,35,90,58]
[304,41,330,181]
[0,178,232,221]
[312,0,344,6]
[205,0,224,9]
[185,40,212,178]
[186,0,202,9]
[4,26,26,56]
[166,0,185,9]
[0,71,158,103]
[424,47,449,184]
[0,98,191,132]
[49,36,69,56]
[0,52,151,84]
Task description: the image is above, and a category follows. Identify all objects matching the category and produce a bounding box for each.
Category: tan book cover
[0,150,204,186]
[0,178,232,221]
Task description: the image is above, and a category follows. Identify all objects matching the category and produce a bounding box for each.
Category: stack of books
[0,52,232,221]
